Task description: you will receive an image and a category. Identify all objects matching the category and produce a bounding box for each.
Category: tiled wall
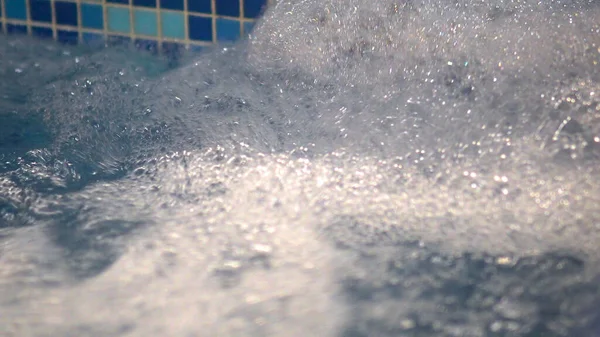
[0,0,270,51]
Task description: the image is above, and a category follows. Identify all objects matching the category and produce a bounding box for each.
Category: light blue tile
[134,9,157,36]
[81,3,103,29]
[5,0,27,20]
[107,6,131,33]
[160,11,184,39]
[216,18,240,42]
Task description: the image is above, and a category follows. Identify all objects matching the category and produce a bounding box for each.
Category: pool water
[1,1,600,336]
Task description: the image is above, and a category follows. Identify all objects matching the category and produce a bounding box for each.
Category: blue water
[1,1,600,336]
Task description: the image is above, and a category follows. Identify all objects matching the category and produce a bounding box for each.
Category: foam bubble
[1,0,600,336]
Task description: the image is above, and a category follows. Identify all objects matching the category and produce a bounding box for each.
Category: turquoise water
[1,1,600,336]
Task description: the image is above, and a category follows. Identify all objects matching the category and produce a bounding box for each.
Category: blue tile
[57,30,78,44]
[243,0,266,18]
[0,4,2,17]
[107,0,129,4]
[133,9,157,36]
[160,0,183,10]
[215,0,239,17]
[107,35,131,46]
[32,26,53,39]
[135,39,158,54]
[30,0,52,22]
[6,24,27,34]
[5,0,27,20]
[189,45,205,53]
[55,1,78,26]
[162,41,182,52]
[188,15,212,41]
[82,32,104,45]
[162,41,183,62]
[133,0,155,8]
[216,18,239,42]
[243,21,254,35]
[161,11,184,39]
[81,3,103,29]
[187,0,211,14]
[107,6,131,33]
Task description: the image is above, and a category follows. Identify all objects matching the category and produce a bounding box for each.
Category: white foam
[1,0,600,335]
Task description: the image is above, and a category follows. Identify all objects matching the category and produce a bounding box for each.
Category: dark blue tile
[0,4,2,17]
[216,18,239,42]
[187,0,211,14]
[135,39,158,55]
[215,0,239,17]
[30,0,52,22]
[159,0,183,10]
[81,3,103,29]
[6,24,27,34]
[32,26,53,39]
[57,30,78,44]
[107,0,129,4]
[188,15,212,41]
[55,1,78,26]
[243,0,266,18]
[133,0,155,8]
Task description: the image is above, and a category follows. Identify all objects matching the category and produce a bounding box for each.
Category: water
[1,0,600,336]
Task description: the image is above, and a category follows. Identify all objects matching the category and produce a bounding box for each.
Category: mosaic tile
[30,0,52,23]
[243,0,266,18]
[5,0,27,20]
[55,1,78,26]
[7,24,27,34]
[57,30,78,44]
[2,0,271,52]
[161,11,184,39]
[215,0,239,17]
[107,6,131,33]
[134,9,158,36]
[160,0,183,11]
[82,32,104,44]
[188,15,212,42]
[32,26,53,39]
[187,0,211,14]
[216,18,239,42]
[81,3,104,30]
[133,0,155,8]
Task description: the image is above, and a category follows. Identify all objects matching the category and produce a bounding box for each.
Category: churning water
[1,0,600,336]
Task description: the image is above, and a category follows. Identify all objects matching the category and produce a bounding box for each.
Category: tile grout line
[239,0,243,36]
[101,0,108,44]
[182,0,189,48]
[0,0,6,33]
[155,0,162,52]
[24,0,31,34]
[128,0,136,45]
[41,1,256,22]
[76,0,82,42]
[4,16,214,45]
[50,0,57,38]
[4,0,265,47]
[210,0,215,43]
